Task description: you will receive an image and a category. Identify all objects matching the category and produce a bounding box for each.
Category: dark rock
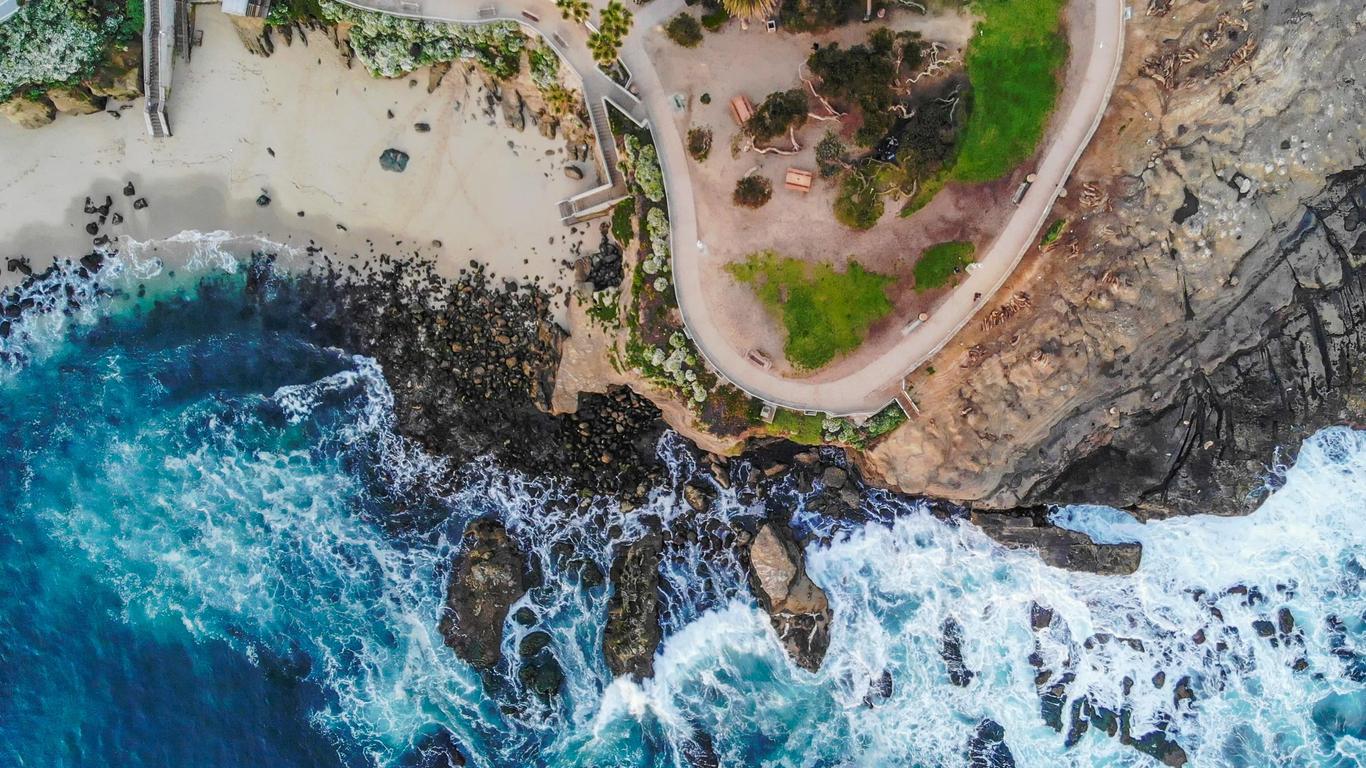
[398,726,467,768]
[971,512,1141,575]
[747,521,831,671]
[380,148,410,172]
[518,630,552,657]
[517,648,564,697]
[79,253,103,273]
[940,617,975,687]
[1030,602,1054,630]
[603,532,662,679]
[415,122,431,132]
[132,197,147,210]
[967,718,1016,768]
[682,481,714,512]
[862,669,893,707]
[1253,619,1276,637]
[5,257,31,276]
[85,222,99,235]
[437,519,530,669]
[821,466,848,489]
[564,164,584,181]
[122,181,135,197]
[111,213,123,225]
[256,194,271,206]
[1278,607,1295,635]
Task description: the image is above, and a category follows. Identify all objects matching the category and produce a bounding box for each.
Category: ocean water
[2,247,1366,767]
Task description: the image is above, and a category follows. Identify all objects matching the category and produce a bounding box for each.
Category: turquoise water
[3,251,1366,767]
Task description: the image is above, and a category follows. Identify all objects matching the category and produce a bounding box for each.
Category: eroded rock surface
[603,532,663,679]
[747,521,831,671]
[437,518,530,669]
[864,0,1366,518]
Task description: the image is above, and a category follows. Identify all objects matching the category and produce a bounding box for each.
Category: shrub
[665,13,703,47]
[700,7,729,30]
[686,127,712,161]
[815,130,846,177]
[778,0,853,32]
[320,1,526,79]
[0,0,115,100]
[611,200,635,247]
[633,143,666,203]
[807,35,896,146]
[746,88,808,142]
[733,175,773,208]
[700,92,712,104]
[834,172,883,229]
[1040,217,1067,247]
[646,207,671,260]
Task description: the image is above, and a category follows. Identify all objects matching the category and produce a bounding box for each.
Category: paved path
[339,0,1124,417]
[636,0,1127,416]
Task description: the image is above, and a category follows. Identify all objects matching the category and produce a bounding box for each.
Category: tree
[588,1,632,65]
[746,89,808,142]
[808,37,897,145]
[556,0,590,24]
[722,0,776,20]
[687,127,713,161]
[733,175,773,208]
[665,13,703,48]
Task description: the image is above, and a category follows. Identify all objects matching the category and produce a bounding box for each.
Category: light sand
[0,7,594,318]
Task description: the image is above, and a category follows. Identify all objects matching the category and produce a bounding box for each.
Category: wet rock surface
[437,518,531,670]
[603,532,663,680]
[281,256,668,498]
[971,511,1142,575]
[745,520,831,672]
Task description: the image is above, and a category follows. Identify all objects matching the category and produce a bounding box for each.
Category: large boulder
[437,519,530,669]
[747,522,831,671]
[47,86,106,116]
[603,532,662,679]
[0,95,56,128]
[84,45,143,100]
[379,148,410,172]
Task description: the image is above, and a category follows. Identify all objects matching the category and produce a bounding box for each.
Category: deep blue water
[2,254,1366,767]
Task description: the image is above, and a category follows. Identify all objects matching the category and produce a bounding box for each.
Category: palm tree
[599,0,633,38]
[588,30,620,66]
[722,0,776,20]
[556,0,590,24]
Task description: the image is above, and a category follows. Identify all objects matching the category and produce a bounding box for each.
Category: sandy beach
[0,7,594,315]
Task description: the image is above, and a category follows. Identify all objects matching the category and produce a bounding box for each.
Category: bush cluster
[733,175,773,208]
[746,88,808,143]
[665,13,703,47]
[321,1,526,79]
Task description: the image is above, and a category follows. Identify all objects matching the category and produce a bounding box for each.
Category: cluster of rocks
[280,256,668,497]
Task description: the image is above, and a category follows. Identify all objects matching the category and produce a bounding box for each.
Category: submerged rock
[940,616,975,687]
[603,532,662,679]
[747,521,831,671]
[967,718,1016,768]
[437,518,530,669]
[380,148,410,172]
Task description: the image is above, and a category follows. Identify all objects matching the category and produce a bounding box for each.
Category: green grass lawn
[913,241,976,292]
[728,251,895,370]
[951,0,1068,182]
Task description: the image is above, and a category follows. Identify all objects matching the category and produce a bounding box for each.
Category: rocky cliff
[864,0,1366,518]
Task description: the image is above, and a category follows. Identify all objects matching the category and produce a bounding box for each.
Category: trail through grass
[952,0,1068,182]
[728,251,894,370]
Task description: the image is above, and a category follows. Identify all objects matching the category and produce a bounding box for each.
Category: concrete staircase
[143,0,171,137]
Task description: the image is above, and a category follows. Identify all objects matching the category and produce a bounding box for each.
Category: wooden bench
[784,167,813,193]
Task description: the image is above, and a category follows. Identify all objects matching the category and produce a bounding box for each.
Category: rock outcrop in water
[438,518,530,670]
[291,258,667,499]
[861,0,1366,520]
[746,521,831,672]
[970,512,1141,575]
[603,532,663,679]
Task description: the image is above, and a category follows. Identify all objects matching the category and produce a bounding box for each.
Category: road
[336,0,1125,417]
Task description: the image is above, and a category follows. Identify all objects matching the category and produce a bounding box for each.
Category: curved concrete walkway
[340,0,1125,417]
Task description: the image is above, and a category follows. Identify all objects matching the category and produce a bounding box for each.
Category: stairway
[143,0,171,137]
[588,99,621,185]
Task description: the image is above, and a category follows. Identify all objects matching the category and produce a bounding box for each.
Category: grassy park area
[951,0,1068,181]
[728,251,894,370]
[913,241,976,291]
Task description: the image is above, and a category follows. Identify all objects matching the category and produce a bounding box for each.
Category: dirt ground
[646,0,1096,381]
